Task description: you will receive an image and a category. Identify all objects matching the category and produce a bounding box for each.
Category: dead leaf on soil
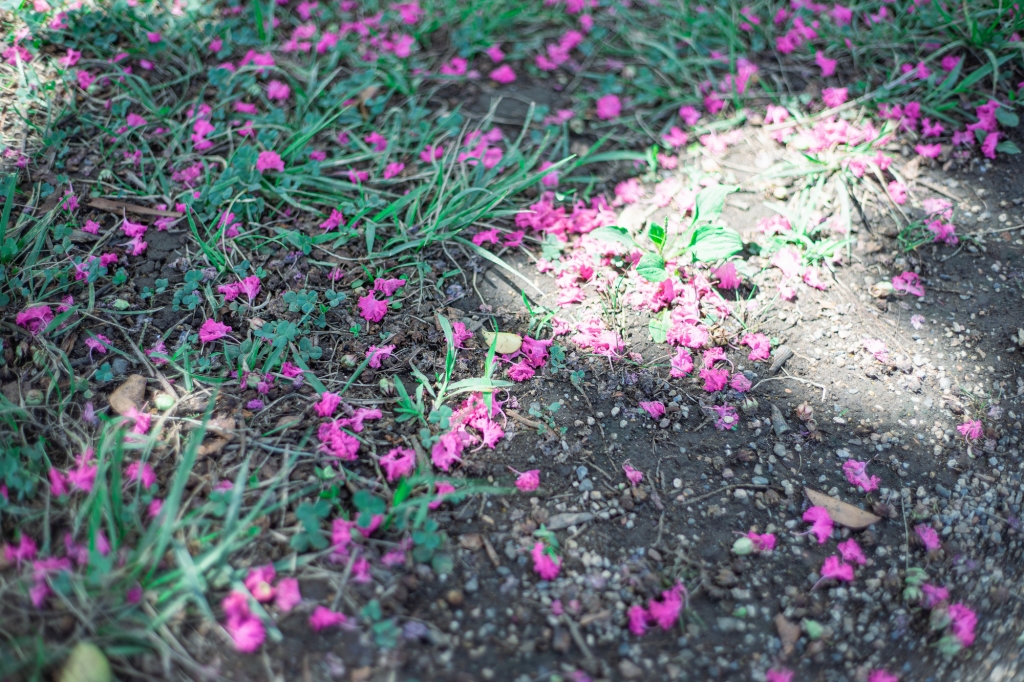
[88,197,183,218]
[805,488,882,529]
[198,438,230,457]
[459,534,483,551]
[108,375,147,415]
[775,614,801,657]
[479,330,522,354]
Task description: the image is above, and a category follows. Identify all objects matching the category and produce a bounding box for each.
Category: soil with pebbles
[61,135,1024,682]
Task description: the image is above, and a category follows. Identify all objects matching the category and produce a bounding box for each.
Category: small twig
[507,409,543,429]
[751,374,828,402]
[685,483,775,505]
[560,614,595,661]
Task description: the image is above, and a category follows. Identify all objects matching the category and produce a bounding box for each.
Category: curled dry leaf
[479,331,522,355]
[108,374,147,415]
[774,614,801,658]
[458,534,484,551]
[804,487,883,529]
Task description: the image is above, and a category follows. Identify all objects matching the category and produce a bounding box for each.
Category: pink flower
[822,87,848,108]
[815,50,837,77]
[531,542,561,580]
[595,94,621,120]
[941,55,961,71]
[366,344,395,368]
[490,65,516,84]
[766,670,794,682]
[678,105,701,126]
[948,603,977,646]
[16,305,54,334]
[67,451,98,492]
[817,555,854,585]
[84,334,111,359]
[373,278,406,296]
[746,532,775,552]
[320,208,345,231]
[627,604,648,635]
[226,614,265,653]
[4,535,38,567]
[670,348,693,377]
[274,577,301,612]
[867,671,898,682]
[440,57,467,76]
[662,126,688,148]
[244,565,277,603]
[957,420,982,440]
[982,132,1000,159]
[49,468,69,496]
[199,319,231,343]
[82,219,101,234]
[622,462,643,486]
[383,161,405,179]
[309,606,348,631]
[314,391,341,417]
[922,118,945,137]
[124,407,151,435]
[915,524,941,551]
[256,150,284,173]
[486,44,504,62]
[430,482,456,509]
[863,338,889,363]
[508,360,535,382]
[318,421,360,460]
[639,401,665,419]
[146,31,162,43]
[713,261,741,289]
[892,271,925,297]
[915,143,942,159]
[921,583,950,608]
[267,80,291,102]
[431,431,464,471]
[729,373,751,393]
[802,506,833,544]
[741,332,770,361]
[126,461,156,489]
[887,181,908,205]
[711,404,738,430]
[77,70,95,89]
[379,447,416,481]
[843,460,880,492]
[699,368,729,392]
[647,583,686,630]
[358,294,388,322]
[511,468,540,491]
[837,538,866,565]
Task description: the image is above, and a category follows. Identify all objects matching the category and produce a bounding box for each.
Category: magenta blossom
[622,462,643,486]
[313,391,341,417]
[510,467,540,491]
[627,604,648,635]
[699,367,729,392]
[366,344,395,368]
[957,420,982,440]
[199,319,231,343]
[595,94,621,120]
[815,555,854,588]
[921,583,950,608]
[915,524,941,552]
[309,606,348,631]
[670,348,693,377]
[490,64,516,83]
[126,461,156,489]
[948,603,977,647]
[531,542,561,580]
[892,271,925,297]
[274,578,301,612]
[837,538,866,565]
[746,531,776,552]
[255,150,284,173]
[379,447,416,481]
[801,506,833,544]
[711,404,738,430]
[647,582,686,630]
[741,332,771,361]
[16,305,54,334]
[358,294,388,322]
[843,460,880,492]
[867,671,899,682]
[639,401,665,419]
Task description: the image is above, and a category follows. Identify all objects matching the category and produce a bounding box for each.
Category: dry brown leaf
[206,417,237,439]
[479,331,522,354]
[458,534,483,551]
[108,375,147,415]
[774,614,800,658]
[88,198,183,218]
[198,437,230,457]
[804,487,883,529]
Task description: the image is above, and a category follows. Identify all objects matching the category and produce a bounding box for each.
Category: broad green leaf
[688,225,743,262]
[996,108,1019,128]
[588,225,638,249]
[649,309,670,343]
[636,252,668,282]
[694,184,738,224]
[647,222,666,250]
[997,140,1021,155]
